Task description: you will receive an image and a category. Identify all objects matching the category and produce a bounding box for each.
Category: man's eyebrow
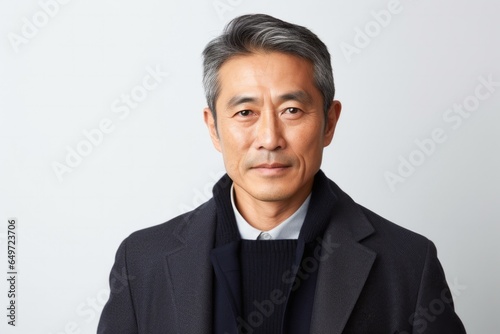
[278,90,313,104]
[226,95,258,109]
[225,91,313,109]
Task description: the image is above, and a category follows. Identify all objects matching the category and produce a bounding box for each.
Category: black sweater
[211,171,337,333]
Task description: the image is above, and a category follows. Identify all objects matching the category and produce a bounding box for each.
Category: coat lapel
[309,187,377,334]
[164,200,217,333]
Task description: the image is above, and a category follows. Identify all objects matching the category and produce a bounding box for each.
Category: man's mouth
[253,162,291,168]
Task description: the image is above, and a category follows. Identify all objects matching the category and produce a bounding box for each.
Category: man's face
[204,51,341,205]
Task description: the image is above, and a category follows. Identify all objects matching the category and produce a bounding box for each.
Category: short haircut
[202,14,335,124]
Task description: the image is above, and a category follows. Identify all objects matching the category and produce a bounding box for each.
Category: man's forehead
[216,52,317,106]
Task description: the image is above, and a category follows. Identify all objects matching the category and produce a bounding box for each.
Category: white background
[1,0,499,333]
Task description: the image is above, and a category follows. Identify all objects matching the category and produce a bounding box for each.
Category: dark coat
[97,177,466,333]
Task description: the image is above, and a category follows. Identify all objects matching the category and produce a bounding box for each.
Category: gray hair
[202,14,335,124]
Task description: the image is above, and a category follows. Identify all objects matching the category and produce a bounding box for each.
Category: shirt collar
[230,184,311,240]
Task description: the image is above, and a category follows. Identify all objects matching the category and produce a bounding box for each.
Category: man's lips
[252,163,290,169]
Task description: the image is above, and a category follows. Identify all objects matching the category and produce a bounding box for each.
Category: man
[98,14,466,333]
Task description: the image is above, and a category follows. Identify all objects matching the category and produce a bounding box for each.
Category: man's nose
[255,110,286,151]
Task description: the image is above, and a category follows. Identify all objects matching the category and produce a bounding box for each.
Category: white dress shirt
[230,184,311,240]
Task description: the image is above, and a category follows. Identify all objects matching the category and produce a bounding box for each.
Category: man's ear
[203,107,222,152]
[323,100,342,147]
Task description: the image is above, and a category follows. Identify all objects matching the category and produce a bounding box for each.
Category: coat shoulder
[357,204,432,269]
[360,205,429,243]
[122,199,216,259]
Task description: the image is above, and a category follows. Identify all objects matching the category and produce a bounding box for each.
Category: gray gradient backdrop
[1,0,499,333]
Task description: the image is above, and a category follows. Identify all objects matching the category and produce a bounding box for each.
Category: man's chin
[243,182,295,202]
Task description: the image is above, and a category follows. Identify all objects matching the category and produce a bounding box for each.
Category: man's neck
[232,182,313,231]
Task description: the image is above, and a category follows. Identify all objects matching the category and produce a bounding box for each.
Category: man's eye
[238,110,252,117]
[284,107,300,114]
